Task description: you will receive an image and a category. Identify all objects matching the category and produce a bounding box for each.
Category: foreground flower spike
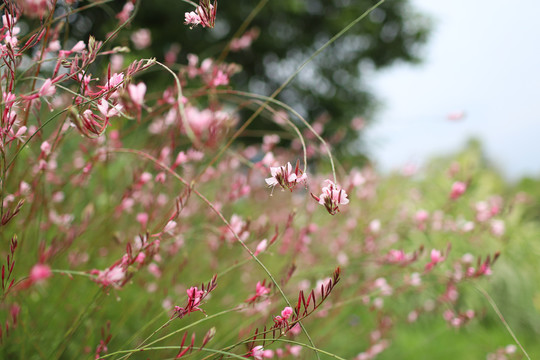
[184,0,217,29]
[265,160,307,192]
[311,180,349,215]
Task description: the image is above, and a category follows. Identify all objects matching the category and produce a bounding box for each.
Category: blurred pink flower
[425,249,445,272]
[38,78,56,97]
[251,345,265,360]
[128,82,146,106]
[130,28,151,50]
[450,181,467,200]
[254,239,268,256]
[29,264,52,283]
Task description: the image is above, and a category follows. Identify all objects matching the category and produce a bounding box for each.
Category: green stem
[50,289,104,359]
[475,286,531,360]
[259,338,347,360]
[101,345,247,359]
[195,0,385,186]
[108,307,238,359]
[217,0,270,63]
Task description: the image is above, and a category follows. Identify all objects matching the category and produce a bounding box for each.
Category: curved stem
[153,61,201,148]
[195,0,385,185]
[475,286,531,360]
[109,307,238,359]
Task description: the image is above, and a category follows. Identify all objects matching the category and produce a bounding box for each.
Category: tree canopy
[83,0,430,154]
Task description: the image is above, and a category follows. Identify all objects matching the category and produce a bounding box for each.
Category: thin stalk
[257,338,347,360]
[50,289,104,359]
[102,345,247,359]
[110,307,238,359]
[195,0,385,185]
[153,61,201,148]
[217,0,270,63]
[475,286,531,360]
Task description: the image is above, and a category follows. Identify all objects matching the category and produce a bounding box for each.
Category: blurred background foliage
[72,0,430,156]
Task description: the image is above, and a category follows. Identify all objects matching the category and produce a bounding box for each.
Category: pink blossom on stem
[265,161,307,192]
[127,82,146,106]
[273,306,294,328]
[29,263,52,283]
[414,209,429,230]
[385,249,407,264]
[130,28,151,50]
[71,40,86,53]
[254,239,268,256]
[38,78,56,97]
[450,181,467,200]
[136,212,148,228]
[116,1,135,23]
[251,346,265,360]
[184,11,201,28]
[208,69,229,87]
[97,99,123,118]
[245,280,271,304]
[425,249,445,272]
[173,286,206,319]
[490,219,505,237]
[92,264,126,288]
[229,28,260,51]
[311,180,349,215]
[40,141,51,155]
[184,0,217,29]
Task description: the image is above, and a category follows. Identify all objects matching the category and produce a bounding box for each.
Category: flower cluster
[265,161,307,192]
[273,306,294,328]
[311,180,349,215]
[184,0,217,29]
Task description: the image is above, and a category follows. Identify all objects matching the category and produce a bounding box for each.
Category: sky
[364,0,540,181]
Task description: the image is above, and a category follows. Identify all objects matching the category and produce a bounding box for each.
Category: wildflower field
[1,1,539,359]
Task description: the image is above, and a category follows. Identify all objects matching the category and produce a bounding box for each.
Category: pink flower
[173,286,207,319]
[246,281,271,304]
[128,82,146,106]
[425,249,445,272]
[273,306,294,328]
[97,99,123,118]
[116,1,134,23]
[208,69,229,87]
[490,219,505,237]
[251,346,265,360]
[71,40,86,53]
[184,1,217,29]
[93,265,126,288]
[265,161,307,192]
[29,264,52,283]
[38,78,56,97]
[254,239,268,256]
[281,306,293,319]
[104,72,124,92]
[230,28,260,52]
[386,249,407,264]
[311,180,349,215]
[130,28,151,50]
[450,181,467,200]
[221,214,249,243]
[184,11,201,28]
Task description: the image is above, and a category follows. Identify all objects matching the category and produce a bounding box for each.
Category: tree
[83,0,431,155]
